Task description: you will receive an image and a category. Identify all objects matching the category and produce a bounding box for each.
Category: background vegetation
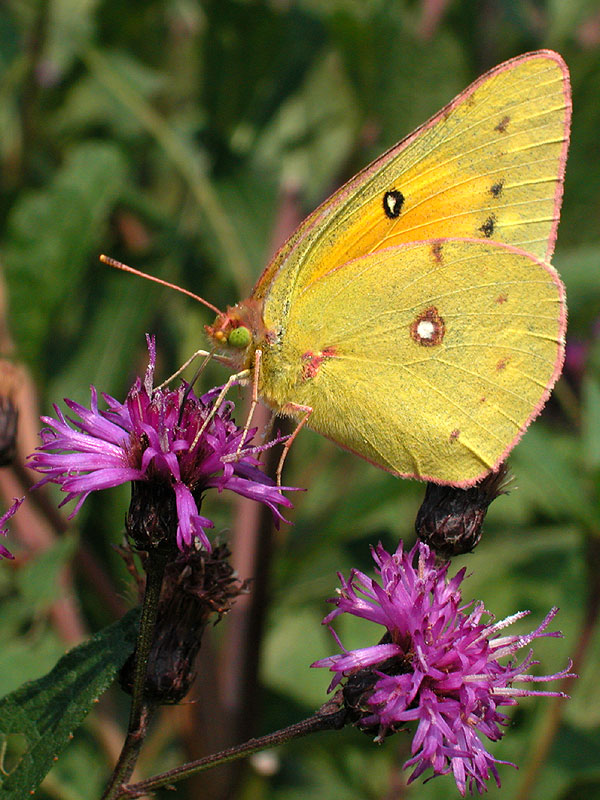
[1,1,600,798]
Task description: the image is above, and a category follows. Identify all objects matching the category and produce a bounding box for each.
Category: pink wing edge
[299,237,568,489]
[252,50,572,299]
[533,51,572,260]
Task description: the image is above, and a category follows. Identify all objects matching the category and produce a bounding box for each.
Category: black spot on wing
[383,190,404,219]
[495,115,510,133]
[479,215,496,238]
[489,181,504,198]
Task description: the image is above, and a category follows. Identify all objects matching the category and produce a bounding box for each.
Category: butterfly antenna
[99,254,223,316]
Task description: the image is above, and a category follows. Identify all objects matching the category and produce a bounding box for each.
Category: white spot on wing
[417,320,435,340]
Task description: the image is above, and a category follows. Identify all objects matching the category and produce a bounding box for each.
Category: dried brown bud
[0,361,20,466]
[415,465,510,558]
[120,543,248,703]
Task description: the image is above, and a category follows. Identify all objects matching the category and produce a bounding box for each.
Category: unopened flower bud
[126,480,181,552]
[415,464,510,557]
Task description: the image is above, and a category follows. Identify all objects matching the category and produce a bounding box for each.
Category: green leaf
[511,426,593,527]
[0,631,65,701]
[0,608,139,798]
[52,51,166,140]
[263,606,330,708]
[253,51,360,205]
[45,0,99,77]
[3,141,127,364]
[16,535,77,610]
[47,275,157,405]
[555,244,600,332]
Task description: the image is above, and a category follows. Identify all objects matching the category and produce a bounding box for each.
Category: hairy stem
[100,549,169,800]
[118,697,347,799]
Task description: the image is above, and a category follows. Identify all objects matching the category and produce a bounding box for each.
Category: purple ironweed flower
[28,337,295,552]
[313,540,574,796]
[0,497,23,560]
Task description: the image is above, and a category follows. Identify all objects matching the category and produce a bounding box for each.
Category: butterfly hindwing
[262,238,566,485]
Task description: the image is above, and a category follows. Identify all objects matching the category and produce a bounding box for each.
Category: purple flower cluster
[28,337,295,552]
[313,540,573,795]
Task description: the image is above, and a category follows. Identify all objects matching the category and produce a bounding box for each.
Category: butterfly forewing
[258,51,570,333]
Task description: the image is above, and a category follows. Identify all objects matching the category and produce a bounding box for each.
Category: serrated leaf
[0,608,139,798]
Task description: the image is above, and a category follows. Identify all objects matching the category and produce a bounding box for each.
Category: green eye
[228,326,251,349]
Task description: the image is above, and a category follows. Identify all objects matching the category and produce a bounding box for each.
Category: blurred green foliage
[1,1,600,798]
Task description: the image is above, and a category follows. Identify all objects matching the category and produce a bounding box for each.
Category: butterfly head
[205,298,266,371]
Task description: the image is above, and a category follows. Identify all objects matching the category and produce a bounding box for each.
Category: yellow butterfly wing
[259,239,565,486]
[255,50,570,317]
[212,51,570,485]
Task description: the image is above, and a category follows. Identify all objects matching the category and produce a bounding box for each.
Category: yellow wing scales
[258,239,565,485]
[258,51,570,329]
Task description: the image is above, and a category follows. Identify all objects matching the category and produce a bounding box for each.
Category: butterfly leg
[190,367,251,449]
[156,349,214,390]
[276,403,313,485]
[236,348,262,458]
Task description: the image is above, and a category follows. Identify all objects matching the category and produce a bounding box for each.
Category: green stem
[100,549,169,800]
[117,698,347,799]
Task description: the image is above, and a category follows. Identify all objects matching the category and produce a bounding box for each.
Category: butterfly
[109,50,571,488]
[202,50,572,487]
